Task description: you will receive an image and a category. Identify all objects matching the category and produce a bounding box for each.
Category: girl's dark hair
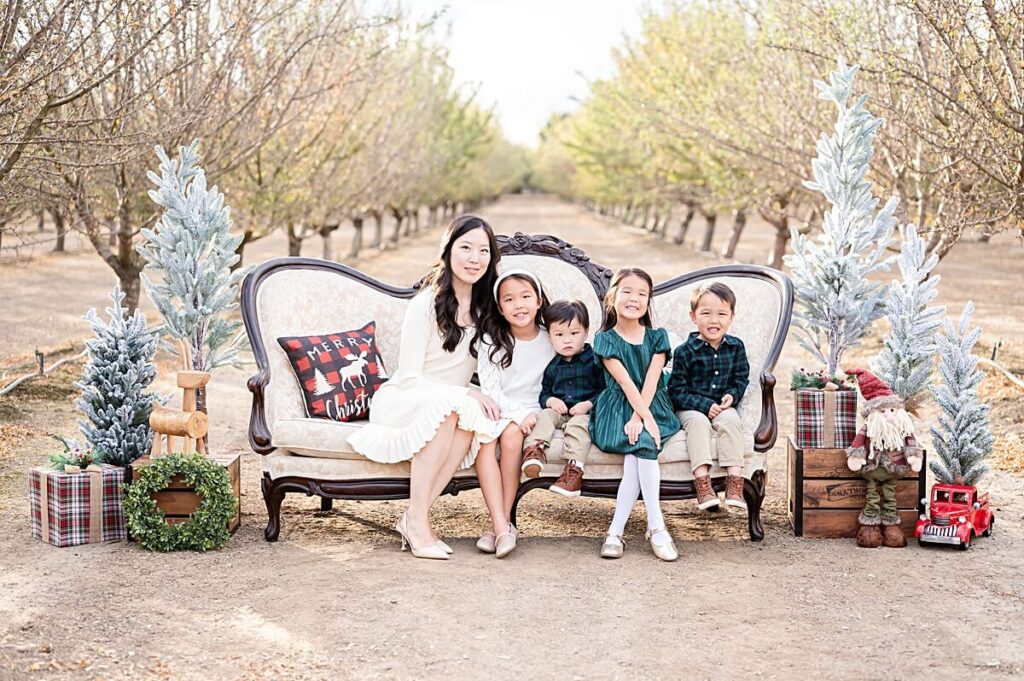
[544,300,590,330]
[423,215,500,353]
[483,273,550,368]
[601,267,655,332]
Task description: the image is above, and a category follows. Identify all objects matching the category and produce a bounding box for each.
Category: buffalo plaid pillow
[277,321,388,422]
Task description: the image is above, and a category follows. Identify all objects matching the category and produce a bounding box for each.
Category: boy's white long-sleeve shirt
[477,331,556,426]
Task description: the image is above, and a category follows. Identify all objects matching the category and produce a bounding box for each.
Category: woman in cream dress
[348,215,503,560]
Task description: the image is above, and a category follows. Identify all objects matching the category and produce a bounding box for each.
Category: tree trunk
[624,202,635,224]
[767,216,790,269]
[699,209,717,252]
[287,222,302,257]
[233,229,253,270]
[52,206,66,252]
[121,271,142,313]
[720,209,747,259]
[347,216,363,258]
[429,205,439,229]
[37,208,46,232]
[389,209,401,246]
[319,223,335,261]
[674,203,696,245]
[638,204,650,228]
[370,210,383,249]
[412,209,421,233]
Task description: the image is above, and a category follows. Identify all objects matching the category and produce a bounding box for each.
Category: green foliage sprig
[124,454,236,552]
[48,436,104,470]
[790,367,856,391]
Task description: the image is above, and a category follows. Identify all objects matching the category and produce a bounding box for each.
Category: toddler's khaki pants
[525,408,591,464]
[679,407,745,472]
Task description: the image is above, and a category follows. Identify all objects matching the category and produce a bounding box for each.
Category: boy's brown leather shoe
[549,460,583,497]
[521,444,547,478]
[694,475,720,510]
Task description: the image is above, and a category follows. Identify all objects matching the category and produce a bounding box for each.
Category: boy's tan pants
[524,408,591,464]
[679,408,745,472]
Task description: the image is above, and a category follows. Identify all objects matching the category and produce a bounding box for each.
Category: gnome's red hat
[846,368,904,417]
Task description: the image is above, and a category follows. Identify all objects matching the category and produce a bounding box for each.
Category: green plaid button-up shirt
[539,343,605,408]
[667,332,750,415]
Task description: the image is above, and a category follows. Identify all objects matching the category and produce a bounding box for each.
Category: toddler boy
[521,300,604,496]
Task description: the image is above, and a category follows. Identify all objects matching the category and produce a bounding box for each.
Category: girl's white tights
[608,454,670,545]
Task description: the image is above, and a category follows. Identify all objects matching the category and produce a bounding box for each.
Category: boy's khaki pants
[524,408,591,464]
[679,408,745,472]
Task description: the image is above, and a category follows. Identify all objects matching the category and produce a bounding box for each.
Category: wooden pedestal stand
[129,341,240,534]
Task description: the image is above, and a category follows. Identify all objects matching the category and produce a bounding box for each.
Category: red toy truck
[915,483,994,550]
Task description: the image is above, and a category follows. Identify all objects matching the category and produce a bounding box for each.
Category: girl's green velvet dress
[588,327,680,460]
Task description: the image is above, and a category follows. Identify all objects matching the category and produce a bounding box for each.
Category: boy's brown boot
[725,475,747,510]
[694,475,720,510]
[521,444,547,478]
[549,460,583,497]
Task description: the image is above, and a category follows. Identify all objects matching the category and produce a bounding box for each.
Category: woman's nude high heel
[396,513,448,560]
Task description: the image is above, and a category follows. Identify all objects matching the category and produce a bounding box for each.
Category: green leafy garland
[790,367,858,391]
[124,454,236,552]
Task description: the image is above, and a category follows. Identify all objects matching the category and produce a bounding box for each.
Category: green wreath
[124,453,237,552]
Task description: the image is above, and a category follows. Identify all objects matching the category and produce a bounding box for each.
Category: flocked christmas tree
[929,303,993,486]
[137,140,248,437]
[784,58,894,377]
[871,225,945,412]
[76,285,160,467]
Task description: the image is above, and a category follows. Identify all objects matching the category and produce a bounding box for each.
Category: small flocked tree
[76,285,160,467]
[871,225,946,411]
[784,58,894,377]
[137,140,248,432]
[929,303,993,486]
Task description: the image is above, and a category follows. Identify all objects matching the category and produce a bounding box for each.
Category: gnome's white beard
[865,409,915,454]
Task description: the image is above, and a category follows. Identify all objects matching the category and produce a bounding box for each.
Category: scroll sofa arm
[753,371,778,453]
[247,369,276,455]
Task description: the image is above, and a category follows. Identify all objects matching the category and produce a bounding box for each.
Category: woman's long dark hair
[422,215,501,353]
[601,267,655,332]
[483,273,550,369]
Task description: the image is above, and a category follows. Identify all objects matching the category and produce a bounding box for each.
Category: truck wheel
[983,517,994,537]
[959,534,972,551]
[917,538,926,548]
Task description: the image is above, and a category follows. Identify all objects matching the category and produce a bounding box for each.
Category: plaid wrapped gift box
[29,464,126,547]
[793,389,858,449]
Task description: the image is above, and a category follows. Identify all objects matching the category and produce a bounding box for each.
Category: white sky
[399,1,653,147]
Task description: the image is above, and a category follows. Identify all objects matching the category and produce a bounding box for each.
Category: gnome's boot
[882,523,907,548]
[856,523,883,548]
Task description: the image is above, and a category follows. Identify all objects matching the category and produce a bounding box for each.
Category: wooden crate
[787,436,924,538]
[129,454,241,534]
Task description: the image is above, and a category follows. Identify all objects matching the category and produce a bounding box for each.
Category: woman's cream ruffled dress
[348,289,498,469]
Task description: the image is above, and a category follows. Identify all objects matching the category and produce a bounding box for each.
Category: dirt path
[1,194,1022,680]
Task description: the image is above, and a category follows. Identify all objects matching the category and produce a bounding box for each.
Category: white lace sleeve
[476,337,531,423]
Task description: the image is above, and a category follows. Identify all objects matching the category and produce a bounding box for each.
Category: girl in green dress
[589,268,681,561]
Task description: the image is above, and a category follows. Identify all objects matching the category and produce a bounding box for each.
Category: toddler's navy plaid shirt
[539,343,605,408]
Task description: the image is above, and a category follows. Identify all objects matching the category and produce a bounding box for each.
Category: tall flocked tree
[76,285,160,467]
[929,303,993,486]
[137,141,248,427]
[783,57,895,377]
[872,225,945,411]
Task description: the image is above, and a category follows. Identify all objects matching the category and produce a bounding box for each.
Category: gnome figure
[845,369,924,548]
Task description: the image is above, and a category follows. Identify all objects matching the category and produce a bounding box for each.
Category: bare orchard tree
[49,1,355,310]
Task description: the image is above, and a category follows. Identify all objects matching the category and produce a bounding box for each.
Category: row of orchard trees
[532,0,1024,268]
[0,1,528,310]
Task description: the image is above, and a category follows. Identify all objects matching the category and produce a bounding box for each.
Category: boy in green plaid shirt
[522,300,604,496]
[667,282,750,511]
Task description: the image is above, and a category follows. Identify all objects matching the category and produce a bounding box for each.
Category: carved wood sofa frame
[242,233,793,543]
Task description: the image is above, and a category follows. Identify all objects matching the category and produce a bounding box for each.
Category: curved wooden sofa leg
[320,497,333,512]
[511,479,553,528]
[262,472,285,542]
[744,470,767,542]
